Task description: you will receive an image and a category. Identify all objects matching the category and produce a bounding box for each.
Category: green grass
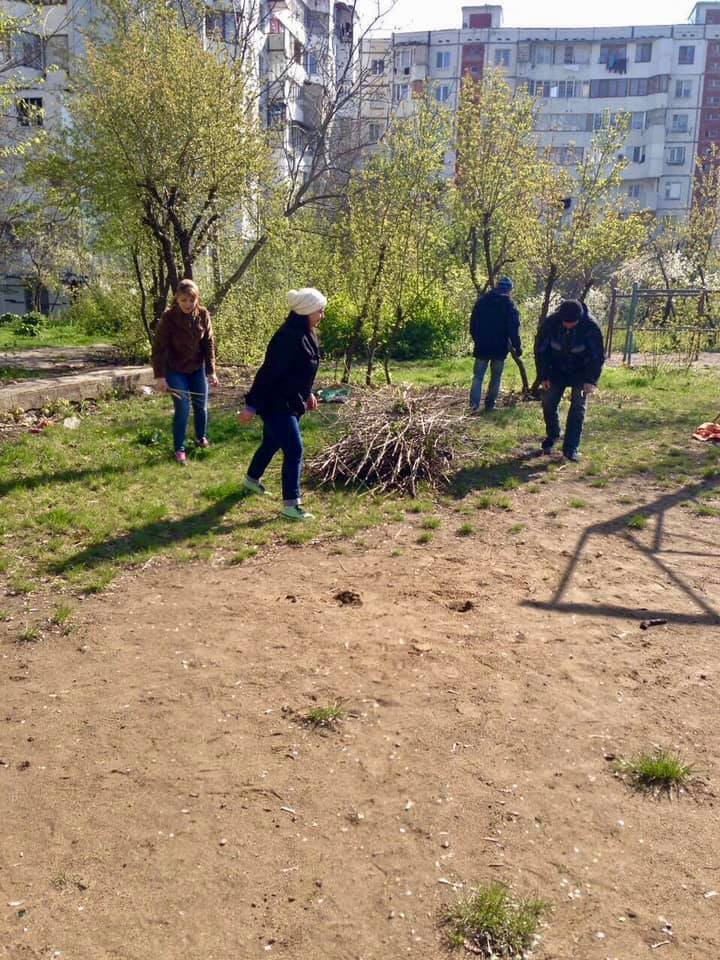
[627,513,649,530]
[443,883,548,955]
[304,703,346,728]
[417,531,434,544]
[569,498,587,509]
[1,361,719,595]
[457,522,474,536]
[51,603,72,626]
[615,749,694,792]
[17,625,40,643]
[0,322,112,350]
[509,523,525,535]
[421,516,441,530]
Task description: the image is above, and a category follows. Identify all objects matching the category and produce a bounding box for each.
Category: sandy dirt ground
[1,468,720,960]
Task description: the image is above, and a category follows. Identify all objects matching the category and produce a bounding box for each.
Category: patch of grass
[17,625,40,643]
[421,516,441,530]
[230,546,258,564]
[617,495,635,505]
[51,603,72,626]
[527,484,540,494]
[8,577,33,595]
[443,883,548,956]
[501,476,519,490]
[476,494,493,510]
[457,523,474,537]
[304,703,346,728]
[494,495,512,511]
[615,749,693,793]
[569,498,586,509]
[626,513,648,530]
[694,503,720,518]
[0,610,11,622]
[390,548,403,557]
[509,523,524,535]
[417,531,434,544]
[589,477,608,488]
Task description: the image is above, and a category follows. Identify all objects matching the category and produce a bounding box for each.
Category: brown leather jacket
[151,304,216,378]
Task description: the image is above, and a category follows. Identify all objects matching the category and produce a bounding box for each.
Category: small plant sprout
[51,603,72,627]
[17,625,40,644]
[569,498,586,509]
[457,523,474,537]
[443,882,548,957]
[417,531,434,544]
[626,513,648,530]
[615,749,694,794]
[421,516,441,530]
[304,702,346,728]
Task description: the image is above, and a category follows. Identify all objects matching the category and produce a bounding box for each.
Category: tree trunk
[342,313,365,383]
[539,264,557,322]
[207,235,268,314]
[131,251,153,345]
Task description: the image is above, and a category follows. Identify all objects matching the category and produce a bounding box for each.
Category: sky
[362,1,700,32]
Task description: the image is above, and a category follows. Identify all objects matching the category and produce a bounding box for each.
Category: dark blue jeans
[542,381,587,455]
[247,413,304,505]
[470,357,505,410]
[166,367,208,452]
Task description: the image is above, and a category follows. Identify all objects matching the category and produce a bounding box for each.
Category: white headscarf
[288,287,327,316]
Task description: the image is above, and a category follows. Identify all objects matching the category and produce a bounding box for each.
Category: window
[631,111,645,130]
[635,42,652,63]
[671,113,689,133]
[368,122,383,144]
[306,52,318,75]
[627,184,641,198]
[590,78,628,97]
[632,146,646,163]
[436,51,450,70]
[46,34,69,71]
[267,101,286,126]
[16,96,43,126]
[563,45,575,64]
[393,83,409,102]
[268,16,282,33]
[627,75,669,96]
[435,84,450,102]
[675,79,692,98]
[19,33,42,69]
[549,145,584,165]
[371,58,385,75]
[396,50,412,73]
[667,146,686,165]
[599,43,626,64]
[494,49,510,67]
[665,181,682,200]
[290,124,305,153]
[533,44,553,65]
[678,45,695,65]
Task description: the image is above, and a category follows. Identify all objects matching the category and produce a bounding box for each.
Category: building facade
[390,2,720,215]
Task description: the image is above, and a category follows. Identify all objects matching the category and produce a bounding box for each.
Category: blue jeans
[470,357,505,410]
[542,382,587,455]
[247,413,304,505]
[165,367,208,452]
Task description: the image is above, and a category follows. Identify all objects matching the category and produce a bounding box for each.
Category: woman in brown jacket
[151,280,219,464]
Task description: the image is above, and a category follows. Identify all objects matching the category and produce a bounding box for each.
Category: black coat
[470,290,522,360]
[536,311,605,385]
[245,313,320,417]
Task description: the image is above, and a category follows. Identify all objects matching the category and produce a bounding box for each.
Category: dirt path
[2,473,719,959]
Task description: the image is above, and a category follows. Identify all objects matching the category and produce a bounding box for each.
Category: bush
[390,293,466,360]
[0,312,21,327]
[320,293,364,361]
[13,311,44,337]
[63,285,133,337]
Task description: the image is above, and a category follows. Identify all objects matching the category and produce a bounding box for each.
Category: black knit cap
[556,299,583,323]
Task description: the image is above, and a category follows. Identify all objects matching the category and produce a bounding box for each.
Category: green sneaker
[244,476,271,496]
[282,505,315,522]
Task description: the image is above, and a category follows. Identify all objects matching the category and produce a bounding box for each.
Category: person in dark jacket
[152,279,219,464]
[469,276,522,412]
[238,288,325,521]
[536,299,605,462]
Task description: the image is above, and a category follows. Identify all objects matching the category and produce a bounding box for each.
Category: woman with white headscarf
[238,288,326,521]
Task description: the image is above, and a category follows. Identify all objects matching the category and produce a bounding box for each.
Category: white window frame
[494,48,510,67]
[434,83,451,102]
[436,51,451,70]
[667,146,686,165]
[371,58,385,75]
[664,181,682,200]
[675,79,692,99]
[678,45,695,65]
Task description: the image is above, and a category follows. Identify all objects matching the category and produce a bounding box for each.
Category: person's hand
[583,383,597,395]
[542,380,551,391]
[154,377,168,393]
[209,374,220,389]
[307,393,319,412]
[237,408,254,425]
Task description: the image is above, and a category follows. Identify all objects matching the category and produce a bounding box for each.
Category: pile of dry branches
[307,387,475,496]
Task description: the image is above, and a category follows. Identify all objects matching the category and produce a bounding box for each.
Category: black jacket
[536,311,605,385]
[470,290,522,360]
[245,313,320,417]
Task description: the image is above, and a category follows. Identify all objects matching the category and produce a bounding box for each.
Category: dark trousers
[247,413,304,505]
[542,381,587,455]
[166,367,208,452]
[470,356,505,410]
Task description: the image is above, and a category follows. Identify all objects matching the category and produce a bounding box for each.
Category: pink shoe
[196,437,210,448]
[175,450,187,465]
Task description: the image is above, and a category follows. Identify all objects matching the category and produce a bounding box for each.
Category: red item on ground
[692,421,720,443]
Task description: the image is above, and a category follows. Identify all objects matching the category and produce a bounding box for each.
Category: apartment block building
[390,2,720,216]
